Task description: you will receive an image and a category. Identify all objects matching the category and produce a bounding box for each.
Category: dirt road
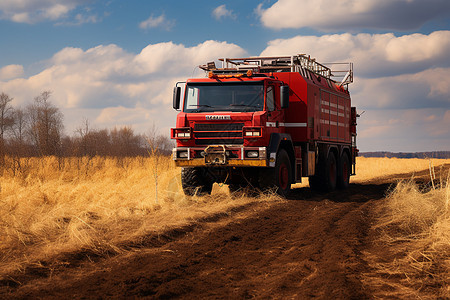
[0,175,421,299]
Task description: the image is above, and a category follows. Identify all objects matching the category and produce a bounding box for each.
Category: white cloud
[0,0,90,24]
[43,3,71,20]
[261,31,450,78]
[139,14,175,30]
[212,5,236,20]
[351,68,450,111]
[0,41,246,133]
[357,109,450,151]
[0,64,24,80]
[258,0,450,31]
[96,106,153,126]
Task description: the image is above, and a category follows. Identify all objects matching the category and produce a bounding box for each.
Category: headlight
[243,127,262,137]
[178,151,188,158]
[177,132,191,138]
[245,131,260,137]
[171,127,192,139]
[246,151,259,158]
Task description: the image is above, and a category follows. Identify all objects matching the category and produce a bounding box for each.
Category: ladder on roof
[199,54,353,87]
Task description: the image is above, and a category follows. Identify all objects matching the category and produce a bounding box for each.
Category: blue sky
[1,0,450,152]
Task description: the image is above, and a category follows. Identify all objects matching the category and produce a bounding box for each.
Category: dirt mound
[1,168,444,299]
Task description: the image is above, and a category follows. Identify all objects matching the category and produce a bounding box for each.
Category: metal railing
[199,54,353,86]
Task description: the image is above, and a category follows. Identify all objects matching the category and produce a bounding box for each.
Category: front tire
[260,149,292,197]
[275,149,292,196]
[181,167,213,196]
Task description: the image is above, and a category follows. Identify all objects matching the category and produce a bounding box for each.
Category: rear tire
[309,151,337,192]
[337,153,350,189]
[324,152,337,192]
[181,167,213,196]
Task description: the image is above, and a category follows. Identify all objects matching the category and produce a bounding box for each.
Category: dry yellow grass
[1,155,449,295]
[0,155,282,277]
[366,166,450,299]
[353,156,450,183]
[293,156,450,188]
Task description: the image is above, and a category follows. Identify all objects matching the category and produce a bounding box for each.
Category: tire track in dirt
[2,180,392,299]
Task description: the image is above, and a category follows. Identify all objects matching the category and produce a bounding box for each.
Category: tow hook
[204,145,227,165]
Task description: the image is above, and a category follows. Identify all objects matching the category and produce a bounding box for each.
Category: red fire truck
[171,54,357,196]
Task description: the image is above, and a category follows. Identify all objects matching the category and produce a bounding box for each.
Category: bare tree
[110,126,142,157]
[74,117,91,156]
[7,106,31,159]
[89,129,110,156]
[148,123,172,151]
[0,92,14,168]
[146,123,174,204]
[0,92,14,141]
[26,91,64,156]
[146,123,174,156]
[10,107,27,144]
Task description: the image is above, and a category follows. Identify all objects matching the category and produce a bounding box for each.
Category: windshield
[183,82,264,113]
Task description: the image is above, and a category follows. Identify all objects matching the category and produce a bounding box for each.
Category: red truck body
[171,54,357,196]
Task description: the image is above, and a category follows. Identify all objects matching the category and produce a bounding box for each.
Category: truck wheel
[181,167,213,196]
[337,153,350,189]
[259,149,291,197]
[259,149,292,197]
[309,151,337,192]
[275,149,292,196]
[324,152,337,192]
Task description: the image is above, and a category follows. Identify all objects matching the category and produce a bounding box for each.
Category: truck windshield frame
[183,82,265,113]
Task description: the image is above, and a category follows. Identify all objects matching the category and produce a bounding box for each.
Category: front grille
[195,131,242,138]
[194,123,244,145]
[195,123,244,131]
[195,138,244,145]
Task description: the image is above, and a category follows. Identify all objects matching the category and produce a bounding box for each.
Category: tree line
[0,91,173,160]
[360,151,450,159]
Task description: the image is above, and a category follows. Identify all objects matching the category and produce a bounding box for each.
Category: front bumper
[172,146,268,168]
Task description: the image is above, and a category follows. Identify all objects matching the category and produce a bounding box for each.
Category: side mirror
[173,86,181,110]
[280,86,289,109]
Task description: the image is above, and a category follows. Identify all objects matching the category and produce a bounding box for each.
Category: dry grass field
[0,156,277,276]
[0,156,449,298]
[357,157,450,299]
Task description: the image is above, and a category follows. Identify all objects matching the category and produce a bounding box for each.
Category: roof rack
[199,54,353,87]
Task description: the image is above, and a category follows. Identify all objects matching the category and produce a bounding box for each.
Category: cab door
[265,83,284,133]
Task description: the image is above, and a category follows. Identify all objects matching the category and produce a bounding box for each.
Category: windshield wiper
[229,104,260,111]
[189,104,213,108]
[188,104,214,113]
[230,104,258,107]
